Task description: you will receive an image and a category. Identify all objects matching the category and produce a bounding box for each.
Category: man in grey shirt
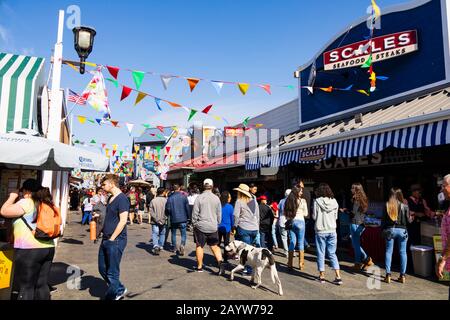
[192,179,226,274]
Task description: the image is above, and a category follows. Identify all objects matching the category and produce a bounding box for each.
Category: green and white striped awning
[0,52,45,133]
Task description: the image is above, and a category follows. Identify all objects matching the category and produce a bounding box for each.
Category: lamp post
[72,26,96,74]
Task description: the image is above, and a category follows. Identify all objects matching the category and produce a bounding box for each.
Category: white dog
[225,240,283,296]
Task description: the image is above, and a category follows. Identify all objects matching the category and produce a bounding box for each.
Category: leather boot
[287,251,294,270]
[362,257,374,271]
[299,250,305,271]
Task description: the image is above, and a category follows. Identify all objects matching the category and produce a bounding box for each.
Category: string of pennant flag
[66,51,387,100]
[75,114,264,138]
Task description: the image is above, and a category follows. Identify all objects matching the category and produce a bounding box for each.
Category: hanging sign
[224,127,245,137]
[323,30,418,70]
[299,145,327,162]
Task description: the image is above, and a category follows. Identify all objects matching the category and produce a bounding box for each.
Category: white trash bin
[410,245,434,277]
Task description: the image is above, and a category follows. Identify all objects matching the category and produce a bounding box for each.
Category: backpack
[129,193,137,206]
[23,203,62,240]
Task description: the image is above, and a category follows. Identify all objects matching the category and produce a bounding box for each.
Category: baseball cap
[258,195,267,201]
[203,178,213,186]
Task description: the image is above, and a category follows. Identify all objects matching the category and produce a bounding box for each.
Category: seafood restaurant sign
[323,30,418,70]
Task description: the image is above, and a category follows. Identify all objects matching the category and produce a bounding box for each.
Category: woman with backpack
[382,188,411,284]
[284,186,309,271]
[0,179,57,300]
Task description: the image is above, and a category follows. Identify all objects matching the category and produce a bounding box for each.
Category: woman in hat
[232,184,260,274]
[233,184,260,244]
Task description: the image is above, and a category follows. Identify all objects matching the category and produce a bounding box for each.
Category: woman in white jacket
[312,183,343,285]
[284,186,308,271]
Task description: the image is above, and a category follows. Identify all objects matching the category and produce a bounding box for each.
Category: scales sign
[323,30,418,70]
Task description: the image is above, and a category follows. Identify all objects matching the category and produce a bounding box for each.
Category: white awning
[0,133,109,172]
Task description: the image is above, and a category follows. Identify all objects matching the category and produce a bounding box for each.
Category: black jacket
[382,201,410,230]
[259,204,274,233]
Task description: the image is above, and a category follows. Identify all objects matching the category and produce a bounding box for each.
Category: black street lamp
[72,26,96,74]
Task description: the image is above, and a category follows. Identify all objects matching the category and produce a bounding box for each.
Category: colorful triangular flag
[120,86,132,101]
[211,81,224,95]
[187,78,200,92]
[361,55,372,68]
[259,84,271,95]
[95,118,103,125]
[319,86,333,93]
[77,116,87,124]
[157,126,164,133]
[125,123,134,136]
[357,89,370,96]
[90,139,96,144]
[160,75,172,90]
[166,146,171,154]
[132,71,145,90]
[188,109,198,121]
[106,66,119,80]
[242,116,250,127]
[134,92,147,106]
[154,98,162,111]
[202,104,213,114]
[106,78,119,88]
[167,101,181,108]
[238,83,250,95]
[110,120,119,127]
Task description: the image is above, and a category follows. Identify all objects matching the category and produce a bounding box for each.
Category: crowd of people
[2,173,450,300]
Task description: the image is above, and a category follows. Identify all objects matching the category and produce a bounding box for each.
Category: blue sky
[0,0,408,154]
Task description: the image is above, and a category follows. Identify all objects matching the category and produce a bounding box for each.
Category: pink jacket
[441,208,450,271]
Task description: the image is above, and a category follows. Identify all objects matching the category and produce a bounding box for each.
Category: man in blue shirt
[165,184,190,256]
[99,174,129,300]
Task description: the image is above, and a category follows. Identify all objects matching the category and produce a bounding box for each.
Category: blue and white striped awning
[245,119,450,170]
[0,53,45,133]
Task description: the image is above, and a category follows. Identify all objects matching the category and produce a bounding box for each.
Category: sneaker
[115,288,128,300]
[317,277,326,284]
[194,266,204,273]
[333,278,343,286]
[179,245,185,256]
[384,274,391,284]
[49,285,58,294]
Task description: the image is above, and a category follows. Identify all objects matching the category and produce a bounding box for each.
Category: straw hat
[233,184,252,198]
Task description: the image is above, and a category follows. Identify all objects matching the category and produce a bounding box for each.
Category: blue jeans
[236,227,258,246]
[289,219,306,251]
[82,211,92,225]
[271,223,278,248]
[259,230,273,250]
[350,223,368,263]
[171,222,187,248]
[279,226,289,252]
[98,237,127,300]
[315,232,340,272]
[152,224,166,249]
[236,227,258,273]
[385,228,408,275]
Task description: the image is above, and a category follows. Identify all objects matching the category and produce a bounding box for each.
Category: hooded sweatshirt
[312,197,339,234]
